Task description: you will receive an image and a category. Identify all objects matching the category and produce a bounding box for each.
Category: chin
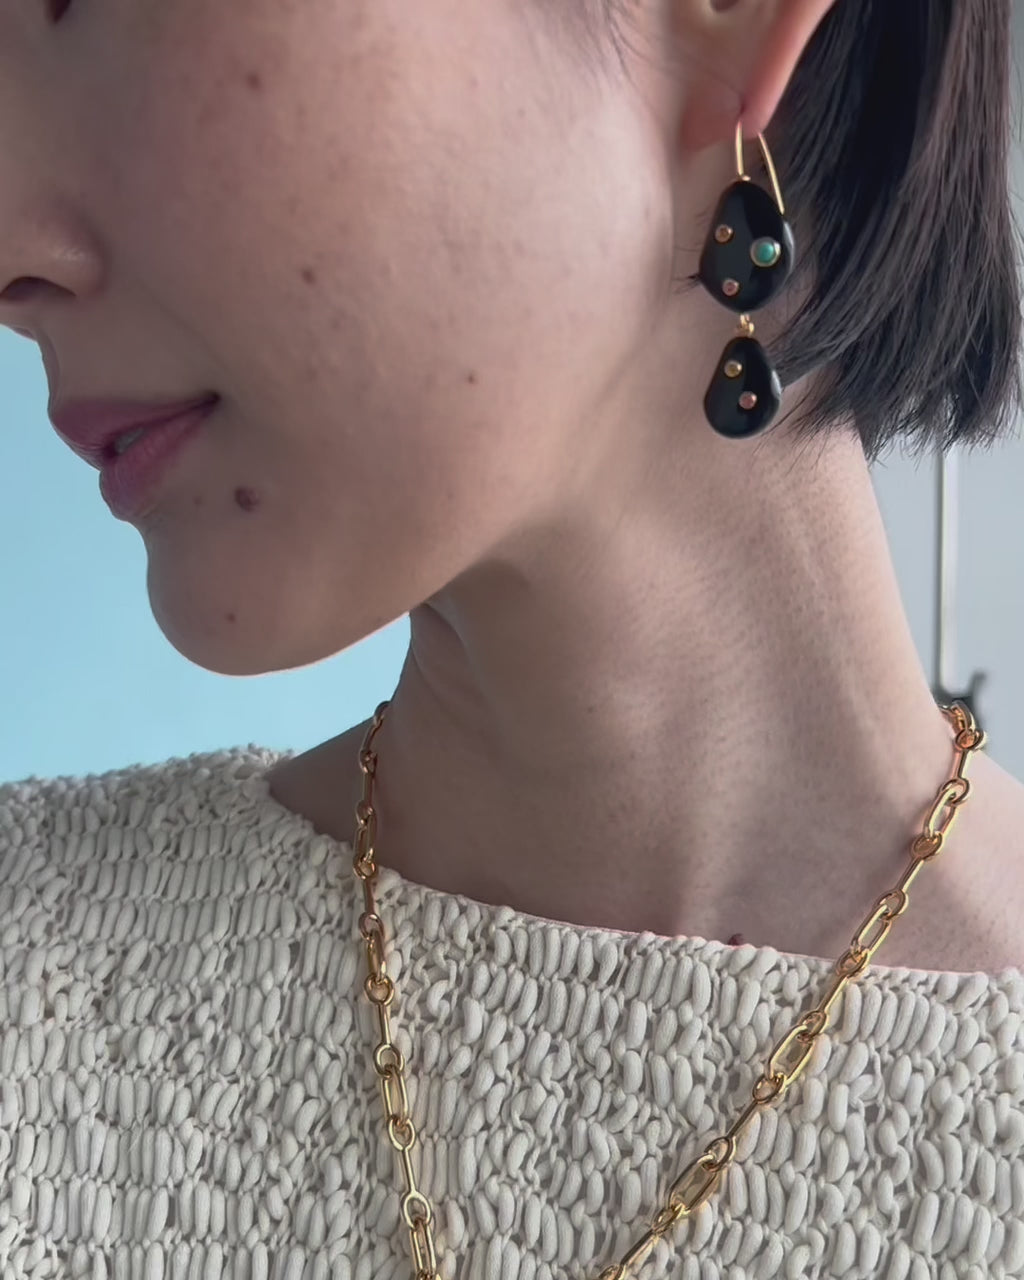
[146,579,384,678]
[154,618,306,677]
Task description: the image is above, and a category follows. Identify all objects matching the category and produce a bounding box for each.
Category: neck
[348,427,969,963]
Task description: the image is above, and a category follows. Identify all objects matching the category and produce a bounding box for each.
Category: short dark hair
[590,0,1023,463]
[770,0,1022,462]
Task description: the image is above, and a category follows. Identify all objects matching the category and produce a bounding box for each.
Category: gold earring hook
[734,122,786,216]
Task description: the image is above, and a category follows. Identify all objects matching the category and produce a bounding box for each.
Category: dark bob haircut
[586,0,1024,464]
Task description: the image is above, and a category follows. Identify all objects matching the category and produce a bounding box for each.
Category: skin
[1,0,1022,972]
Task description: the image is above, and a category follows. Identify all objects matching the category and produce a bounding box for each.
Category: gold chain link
[353,698,985,1280]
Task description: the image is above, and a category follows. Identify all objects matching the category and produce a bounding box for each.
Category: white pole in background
[932,441,987,721]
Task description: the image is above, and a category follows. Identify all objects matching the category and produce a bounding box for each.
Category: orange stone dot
[739,392,758,410]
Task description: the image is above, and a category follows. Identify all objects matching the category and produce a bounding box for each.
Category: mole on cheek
[244,70,263,92]
[234,487,260,512]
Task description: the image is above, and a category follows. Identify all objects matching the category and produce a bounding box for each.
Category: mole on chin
[234,487,260,512]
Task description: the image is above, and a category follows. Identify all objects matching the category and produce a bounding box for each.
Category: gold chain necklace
[351,697,986,1280]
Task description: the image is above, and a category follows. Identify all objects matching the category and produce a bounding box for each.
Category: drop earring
[698,123,795,438]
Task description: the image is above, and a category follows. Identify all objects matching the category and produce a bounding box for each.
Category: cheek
[122,1,647,427]
[122,3,664,676]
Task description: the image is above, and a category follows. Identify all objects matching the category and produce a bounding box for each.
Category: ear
[674,0,837,151]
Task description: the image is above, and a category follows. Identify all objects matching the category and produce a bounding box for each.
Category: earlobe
[737,0,837,135]
[675,0,836,149]
[678,78,745,154]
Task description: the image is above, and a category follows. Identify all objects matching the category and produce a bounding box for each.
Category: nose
[0,273,75,311]
[0,206,102,337]
[0,274,74,362]
[0,69,105,337]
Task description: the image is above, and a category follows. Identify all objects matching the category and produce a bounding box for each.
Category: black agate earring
[698,125,794,438]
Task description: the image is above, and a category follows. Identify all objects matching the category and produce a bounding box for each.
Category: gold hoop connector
[734,123,785,216]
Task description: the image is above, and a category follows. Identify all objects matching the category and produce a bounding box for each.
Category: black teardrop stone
[698,180,794,314]
[704,336,781,438]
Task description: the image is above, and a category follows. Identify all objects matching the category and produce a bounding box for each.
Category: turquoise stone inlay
[751,237,781,268]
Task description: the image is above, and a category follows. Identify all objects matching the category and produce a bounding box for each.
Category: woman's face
[0,0,696,675]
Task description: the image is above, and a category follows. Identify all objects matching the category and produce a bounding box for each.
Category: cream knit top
[1,745,1023,1280]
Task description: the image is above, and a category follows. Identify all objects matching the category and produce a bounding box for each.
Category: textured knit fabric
[1,746,1023,1280]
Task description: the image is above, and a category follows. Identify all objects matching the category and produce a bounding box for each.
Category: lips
[98,399,216,521]
[49,393,220,469]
